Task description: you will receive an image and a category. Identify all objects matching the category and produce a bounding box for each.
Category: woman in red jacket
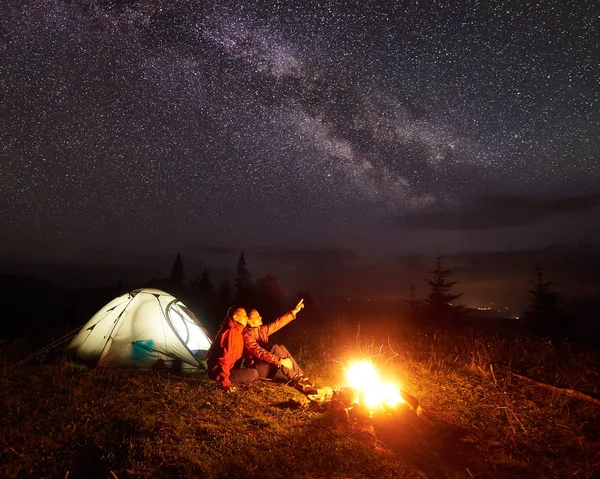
[206,306,259,392]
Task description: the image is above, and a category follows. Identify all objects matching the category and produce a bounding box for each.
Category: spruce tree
[198,269,214,296]
[523,264,567,344]
[405,277,421,320]
[190,268,216,305]
[189,268,218,333]
[169,252,186,288]
[234,251,254,304]
[422,254,464,325]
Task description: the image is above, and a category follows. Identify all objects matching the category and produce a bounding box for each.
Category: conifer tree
[422,254,464,325]
[234,251,254,304]
[198,268,214,296]
[405,277,421,320]
[169,252,186,288]
[523,264,567,344]
[188,268,218,333]
[190,268,216,304]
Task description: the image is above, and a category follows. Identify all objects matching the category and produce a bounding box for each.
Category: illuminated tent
[68,288,211,369]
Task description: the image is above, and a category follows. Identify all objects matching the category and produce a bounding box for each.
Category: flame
[345,360,404,411]
[346,361,379,390]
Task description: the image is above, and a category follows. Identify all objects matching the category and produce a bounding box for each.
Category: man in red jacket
[243,298,317,394]
[206,306,259,392]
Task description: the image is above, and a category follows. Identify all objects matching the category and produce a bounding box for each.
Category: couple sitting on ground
[206,299,317,395]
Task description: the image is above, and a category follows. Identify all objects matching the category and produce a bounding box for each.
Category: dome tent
[69,288,211,369]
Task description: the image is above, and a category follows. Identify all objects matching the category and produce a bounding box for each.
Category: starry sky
[1,0,599,309]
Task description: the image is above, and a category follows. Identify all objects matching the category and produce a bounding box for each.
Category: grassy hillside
[1,318,599,478]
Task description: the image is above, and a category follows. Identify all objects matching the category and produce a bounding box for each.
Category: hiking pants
[254,344,303,382]
[229,367,259,383]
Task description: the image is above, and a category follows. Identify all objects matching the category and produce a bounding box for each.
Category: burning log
[344,360,424,416]
[399,389,423,416]
[309,360,425,423]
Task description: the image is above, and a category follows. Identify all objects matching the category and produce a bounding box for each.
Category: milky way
[1,0,599,265]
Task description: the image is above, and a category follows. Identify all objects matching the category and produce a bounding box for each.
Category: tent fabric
[69,288,211,369]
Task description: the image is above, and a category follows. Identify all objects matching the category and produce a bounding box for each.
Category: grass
[1,317,599,478]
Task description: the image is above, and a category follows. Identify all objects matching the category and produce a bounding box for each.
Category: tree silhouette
[189,268,218,332]
[422,254,464,326]
[405,277,421,321]
[523,264,567,344]
[197,269,214,297]
[169,252,186,289]
[234,251,254,305]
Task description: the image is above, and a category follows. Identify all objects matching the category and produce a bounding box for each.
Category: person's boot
[293,375,318,395]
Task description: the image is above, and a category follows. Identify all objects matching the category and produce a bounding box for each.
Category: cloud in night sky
[400,195,600,230]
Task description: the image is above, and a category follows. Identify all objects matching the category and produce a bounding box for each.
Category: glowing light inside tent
[168,304,211,352]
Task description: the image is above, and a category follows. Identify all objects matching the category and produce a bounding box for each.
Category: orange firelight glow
[345,361,404,410]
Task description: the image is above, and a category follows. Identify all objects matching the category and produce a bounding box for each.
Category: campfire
[305,359,423,421]
[345,361,405,412]
[308,360,424,421]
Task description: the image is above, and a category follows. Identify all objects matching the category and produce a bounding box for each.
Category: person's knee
[271,344,290,356]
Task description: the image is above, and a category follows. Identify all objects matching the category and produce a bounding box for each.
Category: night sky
[1,1,599,310]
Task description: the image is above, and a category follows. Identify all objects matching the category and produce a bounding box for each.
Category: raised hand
[292,298,305,315]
